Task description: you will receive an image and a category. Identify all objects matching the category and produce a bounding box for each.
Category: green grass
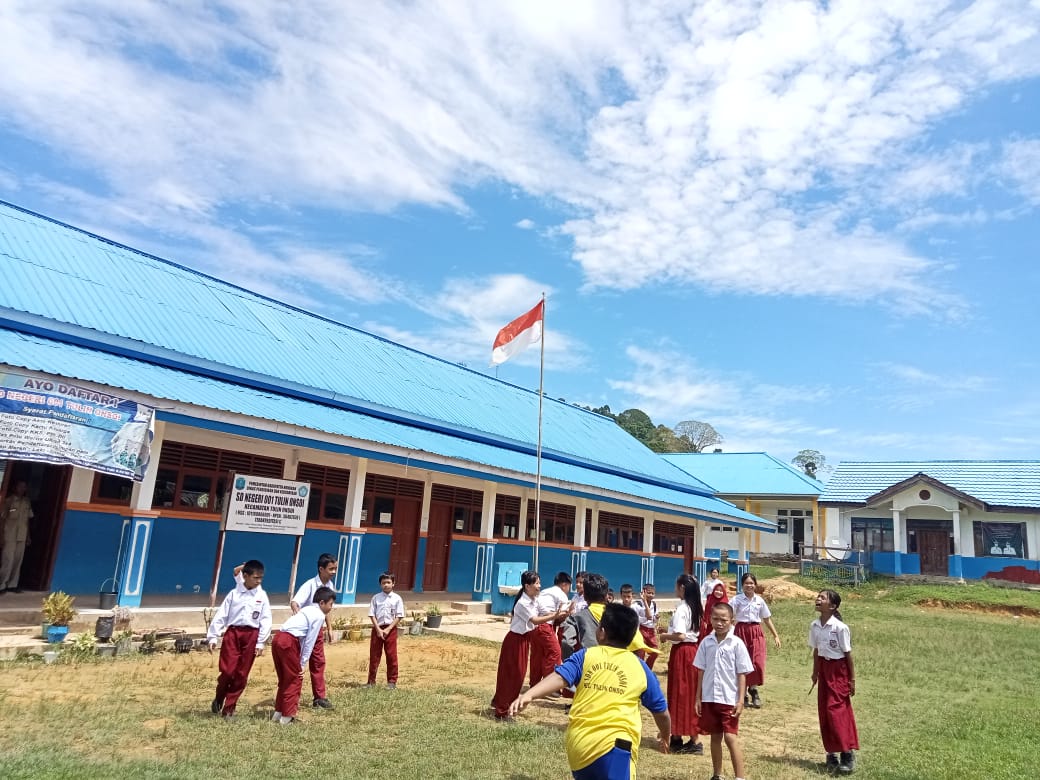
[1,581,1038,779]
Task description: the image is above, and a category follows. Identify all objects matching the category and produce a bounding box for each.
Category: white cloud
[0,0,1038,316]
[515,218,536,230]
[1000,138,1040,204]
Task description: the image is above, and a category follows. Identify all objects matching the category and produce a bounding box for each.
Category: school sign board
[0,370,154,481]
[223,474,311,536]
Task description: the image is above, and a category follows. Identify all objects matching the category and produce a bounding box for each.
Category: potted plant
[331,616,348,641]
[115,629,135,656]
[347,615,364,641]
[41,591,76,643]
[174,631,194,653]
[408,611,424,636]
[425,603,443,629]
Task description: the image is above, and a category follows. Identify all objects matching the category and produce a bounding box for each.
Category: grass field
[1,577,1038,779]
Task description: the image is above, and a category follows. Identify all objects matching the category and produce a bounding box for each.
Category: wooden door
[388,498,420,590]
[8,462,72,591]
[423,503,452,591]
[917,530,949,575]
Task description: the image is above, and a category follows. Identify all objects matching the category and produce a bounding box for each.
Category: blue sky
[1,1,1038,468]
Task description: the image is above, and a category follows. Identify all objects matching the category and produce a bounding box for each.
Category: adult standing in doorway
[0,481,33,594]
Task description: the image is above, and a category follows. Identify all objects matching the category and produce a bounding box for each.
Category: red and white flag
[491,300,544,366]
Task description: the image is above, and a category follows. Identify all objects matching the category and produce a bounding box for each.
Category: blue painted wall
[584,550,645,592]
[654,557,685,590]
[51,509,126,595]
[356,532,393,592]
[959,556,1038,579]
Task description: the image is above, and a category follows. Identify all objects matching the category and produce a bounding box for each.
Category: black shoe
[210,697,223,714]
[669,737,684,752]
[838,752,855,774]
[690,741,704,755]
[312,697,334,710]
[0,588,7,595]
[11,588,23,594]
[826,753,839,768]
[750,688,762,708]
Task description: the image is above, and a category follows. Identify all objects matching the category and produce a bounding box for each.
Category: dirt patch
[760,577,818,604]
[916,598,1040,619]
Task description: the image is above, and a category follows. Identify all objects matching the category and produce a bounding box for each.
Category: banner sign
[0,371,154,481]
[982,522,1025,558]
[223,473,310,536]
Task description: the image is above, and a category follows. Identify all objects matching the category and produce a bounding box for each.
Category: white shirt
[570,594,588,612]
[292,574,337,607]
[808,615,852,660]
[633,599,658,629]
[536,585,570,616]
[206,575,273,649]
[280,605,327,668]
[369,591,405,625]
[694,628,755,705]
[701,577,723,605]
[509,593,538,634]
[667,601,699,644]
[731,593,772,624]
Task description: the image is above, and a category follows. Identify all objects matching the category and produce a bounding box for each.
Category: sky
[1,0,1038,469]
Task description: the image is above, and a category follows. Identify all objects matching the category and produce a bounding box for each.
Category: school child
[658,573,704,755]
[205,559,272,718]
[491,570,567,720]
[701,566,724,606]
[290,552,338,709]
[633,582,661,670]
[810,589,859,774]
[731,572,781,709]
[559,573,610,658]
[367,571,405,688]
[530,571,572,688]
[698,582,729,642]
[272,585,336,724]
[694,602,755,780]
[509,602,672,779]
[571,571,589,612]
[606,588,615,603]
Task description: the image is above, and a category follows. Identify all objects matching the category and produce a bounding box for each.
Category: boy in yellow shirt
[510,602,671,778]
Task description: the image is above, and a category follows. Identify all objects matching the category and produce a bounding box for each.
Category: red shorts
[699,701,740,735]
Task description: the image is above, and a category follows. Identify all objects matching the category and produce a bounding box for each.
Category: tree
[673,420,723,453]
[792,449,826,479]
[647,424,686,453]
[615,408,655,447]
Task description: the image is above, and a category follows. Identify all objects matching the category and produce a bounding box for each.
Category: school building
[662,452,824,557]
[819,461,1040,581]
[0,200,774,606]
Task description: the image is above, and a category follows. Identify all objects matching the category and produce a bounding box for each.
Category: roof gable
[821,461,1040,510]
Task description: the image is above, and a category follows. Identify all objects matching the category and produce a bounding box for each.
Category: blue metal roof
[821,461,1040,509]
[662,452,824,496]
[0,328,772,529]
[0,200,705,495]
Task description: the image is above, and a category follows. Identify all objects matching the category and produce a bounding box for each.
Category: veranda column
[337,456,368,604]
[413,476,433,593]
[642,515,655,586]
[118,419,165,607]
[891,507,904,576]
[950,508,963,578]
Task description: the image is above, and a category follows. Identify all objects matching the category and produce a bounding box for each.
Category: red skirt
[735,622,766,687]
[666,642,699,737]
[491,630,531,717]
[529,622,562,687]
[818,657,859,753]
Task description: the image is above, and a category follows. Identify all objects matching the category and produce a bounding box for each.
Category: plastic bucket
[95,615,115,641]
[99,578,119,610]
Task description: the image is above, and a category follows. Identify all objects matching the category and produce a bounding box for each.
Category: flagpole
[534,292,545,574]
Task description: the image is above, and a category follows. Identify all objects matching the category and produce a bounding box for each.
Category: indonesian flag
[491,300,544,366]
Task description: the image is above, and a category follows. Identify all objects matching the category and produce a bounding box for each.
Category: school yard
[0,576,1037,780]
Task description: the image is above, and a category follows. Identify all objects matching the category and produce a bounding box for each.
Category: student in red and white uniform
[290,552,338,709]
[700,566,724,606]
[658,573,704,755]
[810,589,859,775]
[695,601,755,780]
[730,572,781,709]
[367,571,405,688]
[491,570,568,720]
[272,586,336,724]
[530,570,572,688]
[206,559,272,718]
[632,582,661,670]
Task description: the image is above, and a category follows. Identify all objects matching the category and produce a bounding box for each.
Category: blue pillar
[117,513,155,608]
[414,535,427,593]
[948,555,963,579]
[472,542,495,601]
[693,558,707,585]
[640,555,655,587]
[335,531,364,605]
